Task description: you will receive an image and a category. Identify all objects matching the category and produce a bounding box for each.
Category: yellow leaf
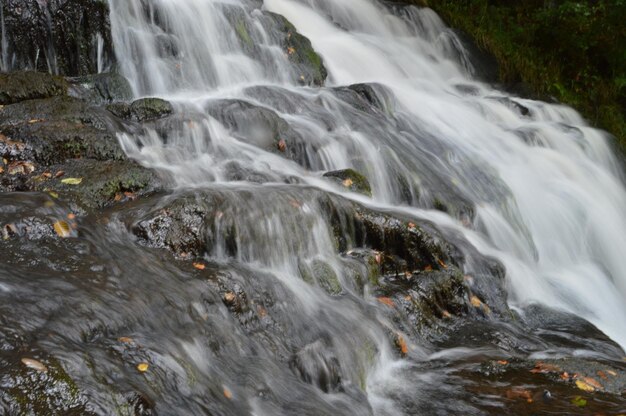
[470,295,483,308]
[137,362,149,372]
[53,221,71,238]
[61,177,82,185]
[21,358,48,373]
[575,379,595,392]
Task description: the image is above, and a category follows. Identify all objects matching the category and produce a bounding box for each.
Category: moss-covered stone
[0,72,68,105]
[323,169,372,197]
[129,98,174,122]
[265,12,328,86]
[69,73,133,104]
[0,353,90,415]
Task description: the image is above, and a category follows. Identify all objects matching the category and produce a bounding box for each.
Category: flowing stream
[2,0,626,414]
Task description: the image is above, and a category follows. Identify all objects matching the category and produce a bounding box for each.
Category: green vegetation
[421,0,626,148]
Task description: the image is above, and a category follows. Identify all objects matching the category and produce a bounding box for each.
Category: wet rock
[31,159,162,211]
[323,169,372,197]
[332,83,395,116]
[129,98,174,122]
[0,351,90,415]
[0,71,68,105]
[204,98,313,167]
[290,340,342,393]
[68,73,133,104]
[299,259,343,295]
[0,0,114,76]
[264,12,328,86]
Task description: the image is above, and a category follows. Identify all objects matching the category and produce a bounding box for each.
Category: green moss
[235,20,253,47]
[420,0,626,150]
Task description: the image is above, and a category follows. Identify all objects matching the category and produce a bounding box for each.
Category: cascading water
[111,0,626,349]
[2,0,625,414]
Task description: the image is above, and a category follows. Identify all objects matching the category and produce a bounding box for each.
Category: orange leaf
[597,370,608,381]
[223,387,233,399]
[582,377,603,390]
[193,262,206,270]
[342,178,354,187]
[424,265,433,271]
[377,297,395,307]
[118,337,134,344]
[530,362,561,374]
[497,360,509,366]
[396,334,408,356]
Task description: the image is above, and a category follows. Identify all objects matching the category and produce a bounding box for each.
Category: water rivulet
[1,0,625,414]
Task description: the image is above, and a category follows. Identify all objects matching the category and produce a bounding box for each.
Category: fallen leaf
[377,297,395,307]
[607,370,617,377]
[48,191,59,199]
[560,372,570,380]
[442,310,452,318]
[137,363,149,372]
[530,362,561,374]
[342,178,354,187]
[404,295,412,301]
[28,118,43,124]
[21,358,48,373]
[223,387,233,399]
[0,166,4,174]
[53,221,72,238]
[571,396,587,407]
[424,265,433,271]
[61,177,82,185]
[597,370,608,380]
[287,47,296,55]
[277,139,287,152]
[67,213,76,220]
[470,295,483,308]
[374,252,382,264]
[124,191,137,200]
[8,161,35,175]
[257,305,267,317]
[114,193,123,202]
[223,292,236,305]
[407,222,416,229]
[575,379,596,392]
[54,171,65,178]
[193,262,206,270]
[396,334,408,356]
[497,360,509,366]
[505,388,532,402]
[582,377,603,390]
[437,259,448,269]
[41,171,52,179]
[118,337,134,344]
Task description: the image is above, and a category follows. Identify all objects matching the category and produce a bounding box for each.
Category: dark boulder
[0,71,68,105]
[68,72,133,104]
[0,0,114,76]
[108,98,174,122]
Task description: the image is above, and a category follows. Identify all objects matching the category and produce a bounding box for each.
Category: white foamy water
[108,0,626,410]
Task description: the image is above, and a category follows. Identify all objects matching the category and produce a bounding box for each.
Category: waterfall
[108,0,626,351]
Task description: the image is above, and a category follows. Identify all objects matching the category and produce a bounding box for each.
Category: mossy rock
[68,73,133,104]
[130,98,173,122]
[0,353,90,415]
[265,12,328,86]
[323,169,372,197]
[0,72,68,105]
[311,259,343,295]
[32,159,162,211]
